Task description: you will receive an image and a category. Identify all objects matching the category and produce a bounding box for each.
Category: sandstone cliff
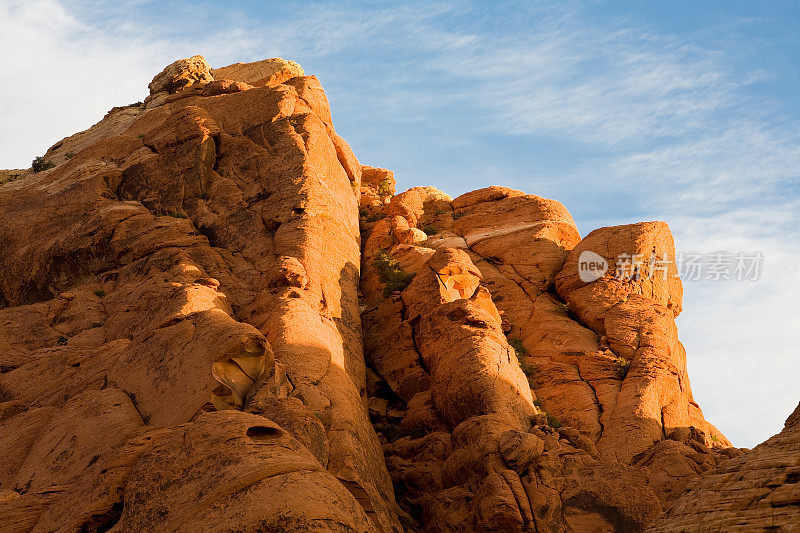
[651,402,800,531]
[0,55,796,532]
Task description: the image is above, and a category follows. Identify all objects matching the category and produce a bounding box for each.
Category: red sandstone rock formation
[0,55,795,532]
[359,183,743,531]
[650,403,800,531]
[0,55,398,532]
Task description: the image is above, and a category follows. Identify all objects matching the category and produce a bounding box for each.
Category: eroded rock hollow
[0,55,797,532]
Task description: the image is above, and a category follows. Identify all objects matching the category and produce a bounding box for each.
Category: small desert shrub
[508,338,527,356]
[376,176,392,196]
[546,412,562,429]
[89,322,103,329]
[614,356,630,379]
[93,289,106,298]
[64,152,75,160]
[422,225,438,236]
[374,251,415,296]
[534,400,562,429]
[32,156,55,173]
[56,336,68,346]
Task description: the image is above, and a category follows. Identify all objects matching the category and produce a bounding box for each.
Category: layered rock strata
[0,56,399,532]
[359,185,736,531]
[1,54,794,533]
[651,403,800,531]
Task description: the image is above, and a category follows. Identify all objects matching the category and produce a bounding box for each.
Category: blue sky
[1,0,798,447]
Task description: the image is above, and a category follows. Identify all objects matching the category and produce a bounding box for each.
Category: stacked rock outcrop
[358,183,738,531]
[1,54,796,532]
[651,403,800,531]
[0,55,399,532]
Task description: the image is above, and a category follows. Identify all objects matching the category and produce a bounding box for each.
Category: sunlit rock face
[650,403,800,532]
[0,55,398,532]
[0,54,794,532]
[360,184,740,531]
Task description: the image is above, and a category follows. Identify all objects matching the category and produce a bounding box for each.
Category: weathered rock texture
[0,55,398,532]
[1,54,796,532]
[358,184,746,531]
[651,403,800,531]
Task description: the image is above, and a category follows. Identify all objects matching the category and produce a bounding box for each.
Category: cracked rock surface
[1,55,796,532]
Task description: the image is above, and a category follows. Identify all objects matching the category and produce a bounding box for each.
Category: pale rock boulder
[386,186,452,228]
[212,57,304,87]
[556,221,683,331]
[110,411,374,532]
[393,247,477,323]
[453,188,580,293]
[148,54,214,94]
[450,185,526,209]
[389,215,425,246]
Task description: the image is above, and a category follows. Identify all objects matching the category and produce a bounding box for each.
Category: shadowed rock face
[0,55,398,532]
[0,55,795,532]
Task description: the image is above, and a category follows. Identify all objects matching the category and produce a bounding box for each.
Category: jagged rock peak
[148,54,304,94]
[144,55,306,109]
[148,54,214,94]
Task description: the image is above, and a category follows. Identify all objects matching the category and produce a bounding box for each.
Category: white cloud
[669,210,800,446]
[0,0,469,167]
[0,0,169,167]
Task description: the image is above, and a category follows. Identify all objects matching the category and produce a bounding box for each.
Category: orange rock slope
[0,55,796,532]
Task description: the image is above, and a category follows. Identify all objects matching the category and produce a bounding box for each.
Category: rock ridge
[0,54,796,532]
